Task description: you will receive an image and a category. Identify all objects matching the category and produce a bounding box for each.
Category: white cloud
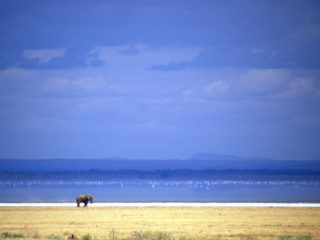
[198,68,320,113]
[88,44,201,68]
[204,80,229,94]
[201,69,291,100]
[0,67,127,100]
[202,69,318,99]
[287,77,314,93]
[275,77,315,99]
[237,69,290,94]
[43,76,107,93]
[23,48,66,64]
[1,65,319,124]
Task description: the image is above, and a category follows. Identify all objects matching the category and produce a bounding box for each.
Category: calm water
[1,179,320,203]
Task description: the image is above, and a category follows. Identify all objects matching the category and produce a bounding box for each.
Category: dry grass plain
[0,207,319,240]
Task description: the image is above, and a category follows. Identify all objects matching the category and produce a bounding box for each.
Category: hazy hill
[1,155,320,172]
[188,152,272,161]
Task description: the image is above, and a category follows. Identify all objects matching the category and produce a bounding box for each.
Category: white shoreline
[0,202,319,207]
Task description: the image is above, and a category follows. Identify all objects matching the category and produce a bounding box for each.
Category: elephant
[76,194,93,207]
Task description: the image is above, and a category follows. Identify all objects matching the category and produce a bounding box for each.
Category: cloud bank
[0,1,320,160]
[22,48,66,64]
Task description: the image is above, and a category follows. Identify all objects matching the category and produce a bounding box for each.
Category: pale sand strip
[0,202,319,207]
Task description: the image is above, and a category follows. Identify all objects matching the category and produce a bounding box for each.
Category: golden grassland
[0,207,319,240]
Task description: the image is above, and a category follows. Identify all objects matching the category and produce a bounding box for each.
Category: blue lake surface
[1,179,320,203]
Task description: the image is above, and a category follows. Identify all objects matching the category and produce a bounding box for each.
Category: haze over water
[1,158,320,203]
[1,177,319,203]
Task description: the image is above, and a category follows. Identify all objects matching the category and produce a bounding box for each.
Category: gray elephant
[76,194,93,207]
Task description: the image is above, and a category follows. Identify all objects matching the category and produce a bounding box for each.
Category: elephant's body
[76,194,93,207]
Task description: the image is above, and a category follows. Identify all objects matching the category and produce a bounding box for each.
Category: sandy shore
[1,206,320,239]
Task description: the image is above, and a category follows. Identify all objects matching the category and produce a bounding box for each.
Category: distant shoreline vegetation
[1,159,320,172]
[1,169,320,180]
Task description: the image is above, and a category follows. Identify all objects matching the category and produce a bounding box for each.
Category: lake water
[1,179,320,203]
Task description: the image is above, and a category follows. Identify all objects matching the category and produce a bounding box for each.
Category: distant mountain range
[188,152,272,161]
[0,153,320,172]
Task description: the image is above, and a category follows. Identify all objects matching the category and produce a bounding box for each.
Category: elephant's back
[76,194,85,200]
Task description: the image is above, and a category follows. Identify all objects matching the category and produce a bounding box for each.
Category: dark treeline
[2,159,320,172]
[1,169,320,180]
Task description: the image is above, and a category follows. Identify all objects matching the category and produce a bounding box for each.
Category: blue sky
[0,0,320,160]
